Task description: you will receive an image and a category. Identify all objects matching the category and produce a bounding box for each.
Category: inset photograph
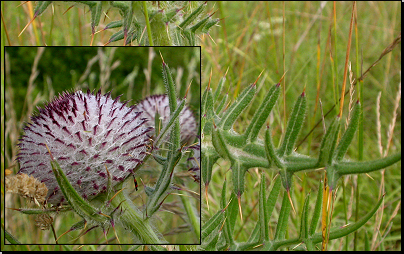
[4,46,201,245]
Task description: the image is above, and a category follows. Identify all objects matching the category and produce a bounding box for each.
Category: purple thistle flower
[17,90,152,205]
[133,94,197,145]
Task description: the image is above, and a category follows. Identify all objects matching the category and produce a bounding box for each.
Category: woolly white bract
[18,90,152,205]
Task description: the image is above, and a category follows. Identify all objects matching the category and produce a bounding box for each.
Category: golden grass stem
[338,1,355,117]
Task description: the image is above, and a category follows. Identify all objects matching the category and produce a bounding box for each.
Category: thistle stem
[110,180,164,244]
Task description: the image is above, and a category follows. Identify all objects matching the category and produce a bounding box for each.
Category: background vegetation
[201,1,400,251]
[0,0,401,251]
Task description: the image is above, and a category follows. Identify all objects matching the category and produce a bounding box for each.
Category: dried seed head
[17,90,152,205]
[35,213,54,230]
[133,94,197,145]
[5,173,48,205]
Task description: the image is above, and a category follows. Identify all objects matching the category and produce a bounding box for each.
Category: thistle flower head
[17,90,152,205]
[133,94,197,145]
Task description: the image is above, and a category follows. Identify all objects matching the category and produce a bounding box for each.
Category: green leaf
[104,20,123,30]
[246,82,280,143]
[90,1,102,33]
[162,61,178,113]
[334,101,361,162]
[259,175,269,241]
[265,124,283,168]
[34,1,52,17]
[309,180,324,235]
[364,231,370,251]
[179,2,206,29]
[274,192,291,240]
[223,193,238,246]
[299,193,310,240]
[214,76,226,102]
[190,14,211,34]
[50,159,108,224]
[4,228,22,244]
[202,18,220,34]
[201,209,225,240]
[231,160,247,197]
[278,91,307,157]
[335,152,401,175]
[216,93,228,115]
[219,84,256,131]
[201,145,219,187]
[108,30,125,43]
[311,195,385,243]
[317,116,341,167]
[12,206,70,214]
[212,126,233,161]
[154,98,185,147]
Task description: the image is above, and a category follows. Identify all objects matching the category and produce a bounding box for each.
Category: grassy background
[2,46,201,247]
[201,1,400,251]
[0,0,401,251]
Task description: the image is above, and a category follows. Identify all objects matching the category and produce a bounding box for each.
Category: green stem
[111,180,164,244]
[180,190,200,240]
[142,1,153,46]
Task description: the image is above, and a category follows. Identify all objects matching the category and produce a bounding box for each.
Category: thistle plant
[5,60,199,245]
[200,74,401,251]
[21,1,218,46]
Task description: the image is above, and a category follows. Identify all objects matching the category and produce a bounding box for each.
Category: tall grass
[201,1,400,250]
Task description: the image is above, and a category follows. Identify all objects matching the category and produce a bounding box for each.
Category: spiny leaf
[274,192,291,240]
[219,84,256,131]
[246,82,281,143]
[50,159,108,224]
[317,116,341,167]
[179,2,206,29]
[312,194,385,243]
[334,100,361,161]
[277,91,307,157]
[299,193,311,240]
[258,175,269,241]
[309,180,324,235]
[335,152,401,175]
[265,124,283,168]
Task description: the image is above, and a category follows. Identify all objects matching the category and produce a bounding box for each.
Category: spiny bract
[17,90,152,205]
